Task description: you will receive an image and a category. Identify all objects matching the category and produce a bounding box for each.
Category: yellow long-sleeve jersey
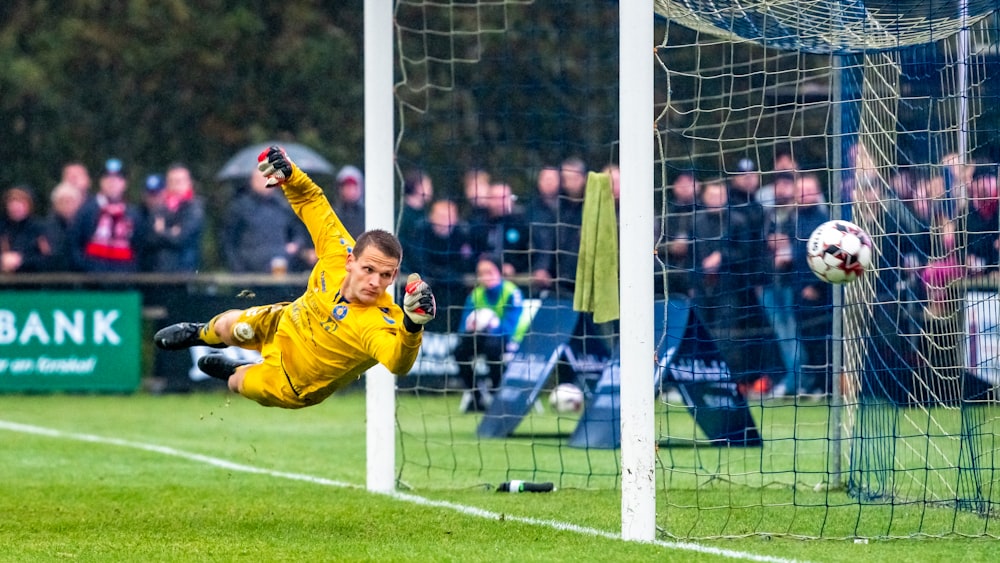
[237,168,422,409]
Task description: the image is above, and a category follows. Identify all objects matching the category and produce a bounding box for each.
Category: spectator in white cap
[334,165,365,237]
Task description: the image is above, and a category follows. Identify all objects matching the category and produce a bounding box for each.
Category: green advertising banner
[0,291,141,393]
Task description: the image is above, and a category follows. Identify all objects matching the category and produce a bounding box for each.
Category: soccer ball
[549,383,584,414]
[466,308,500,333]
[806,220,873,284]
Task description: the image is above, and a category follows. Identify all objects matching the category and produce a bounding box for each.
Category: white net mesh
[654,0,997,53]
[391,0,1000,539]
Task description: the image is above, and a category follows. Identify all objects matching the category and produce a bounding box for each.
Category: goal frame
[363,0,659,540]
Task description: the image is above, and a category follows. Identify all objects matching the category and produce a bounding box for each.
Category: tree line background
[0,1,625,205]
[1,1,366,193]
[6,1,985,269]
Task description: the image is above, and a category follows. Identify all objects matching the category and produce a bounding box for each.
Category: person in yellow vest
[153,146,436,409]
[455,254,529,412]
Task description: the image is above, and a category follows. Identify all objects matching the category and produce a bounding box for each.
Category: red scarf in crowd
[84,195,135,262]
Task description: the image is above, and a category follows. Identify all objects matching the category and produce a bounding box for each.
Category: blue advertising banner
[477,299,580,438]
[569,298,761,449]
[0,291,142,392]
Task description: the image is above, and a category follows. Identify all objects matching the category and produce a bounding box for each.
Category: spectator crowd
[4,146,998,403]
[661,145,1000,399]
[0,154,602,291]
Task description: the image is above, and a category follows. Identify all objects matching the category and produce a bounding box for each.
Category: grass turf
[1,392,998,562]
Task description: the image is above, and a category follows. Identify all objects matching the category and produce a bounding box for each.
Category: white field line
[0,419,800,563]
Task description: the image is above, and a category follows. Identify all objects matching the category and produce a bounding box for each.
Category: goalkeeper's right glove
[402,273,436,332]
[256,145,294,187]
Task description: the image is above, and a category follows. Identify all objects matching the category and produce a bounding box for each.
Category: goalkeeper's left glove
[402,273,436,332]
[256,145,294,187]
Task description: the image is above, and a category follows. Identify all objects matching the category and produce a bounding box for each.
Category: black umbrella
[215,142,336,181]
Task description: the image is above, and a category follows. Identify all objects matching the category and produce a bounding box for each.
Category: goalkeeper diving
[154,146,436,409]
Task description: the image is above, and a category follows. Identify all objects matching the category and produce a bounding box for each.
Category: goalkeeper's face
[343,247,400,306]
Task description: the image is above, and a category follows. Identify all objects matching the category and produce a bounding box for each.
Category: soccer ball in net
[465,308,500,333]
[806,220,873,284]
[549,383,584,414]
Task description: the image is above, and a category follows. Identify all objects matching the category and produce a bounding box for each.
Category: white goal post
[619,0,657,542]
[363,0,660,540]
[364,0,397,494]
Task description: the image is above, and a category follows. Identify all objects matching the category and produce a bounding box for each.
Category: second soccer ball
[549,383,584,414]
[466,308,500,332]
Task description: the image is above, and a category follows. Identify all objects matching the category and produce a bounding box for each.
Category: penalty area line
[0,419,800,563]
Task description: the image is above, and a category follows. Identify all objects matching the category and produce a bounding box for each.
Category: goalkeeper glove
[256,145,294,187]
[402,273,436,332]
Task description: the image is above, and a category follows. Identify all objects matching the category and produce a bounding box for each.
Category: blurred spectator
[896,168,937,224]
[727,157,768,288]
[138,173,167,272]
[790,173,833,395]
[658,170,697,296]
[762,171,800,395]
[334,165,365,237]
[0,186,54,273]
[853,165,932,404]
[688,179,782,392]
[534,156,586,299]
[461,167,492,221]
[728,157,767,262]
[141,164,205,272]
[409,198,476,329]
[756,148,798,209]
[60,161,92,196]
[527,165,561,290]
[469,181,532,279]
[44,182,85,271]
[69,158,143,272]
[688,180,733,302]
[142,173,166,209]
[455,254,527,413]
[941,152,974,219]
[838,142,878,222]
[399,168,433,273]
[965,164,1000,273]
[726,157,781,391]
[223,169,307,274]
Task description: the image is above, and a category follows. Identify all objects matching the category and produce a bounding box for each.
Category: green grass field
[2,391,999,562]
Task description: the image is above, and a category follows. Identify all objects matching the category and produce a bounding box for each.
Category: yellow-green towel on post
[574,171,620,323]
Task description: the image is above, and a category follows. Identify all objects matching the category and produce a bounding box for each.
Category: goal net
[391,0,1000,539]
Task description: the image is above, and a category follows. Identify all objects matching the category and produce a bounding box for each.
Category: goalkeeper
[154,146,436,409]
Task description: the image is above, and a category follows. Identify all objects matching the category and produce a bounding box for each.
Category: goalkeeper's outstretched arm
[257,145,355,254]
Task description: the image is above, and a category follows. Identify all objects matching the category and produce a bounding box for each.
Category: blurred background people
[790,173,833,395]
[469,181,531,280]
[965,164,1000,273]
[1,185,53,273]
[532,156,586,299]
[761,171,800,395]
[223,168,307,274]
[45,182,85,271]
[658,170,697,297]
[141,163,205,272]
[398,168,434,274]
[756,148,798,209]
[461,167,491,222]
[688,179,782,393]
[410,198,476,330]
[60,161,92,196]
[527,165,561,291]
[334,165,365,237]
[69,158,143,272]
